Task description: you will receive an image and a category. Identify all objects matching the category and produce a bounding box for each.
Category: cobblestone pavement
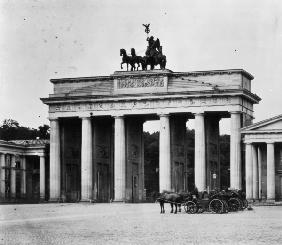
[0,203,282,245]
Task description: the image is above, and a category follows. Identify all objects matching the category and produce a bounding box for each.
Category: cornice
[173,69,254,80]
[41,89,260,105]
[49,68,254,84]
[241,114,282,131]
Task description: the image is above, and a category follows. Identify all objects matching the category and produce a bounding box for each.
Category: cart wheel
[228,198,240,212]
[209,199,224,214]
[185,201,198,214]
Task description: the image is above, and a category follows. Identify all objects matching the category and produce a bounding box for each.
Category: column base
[80,198,94,203]
[40,198,47,203]
[112,199,125,203]
[266,199,275,203]
[49,197,62,202]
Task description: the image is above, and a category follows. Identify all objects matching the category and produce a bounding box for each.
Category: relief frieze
[117,77,164,89]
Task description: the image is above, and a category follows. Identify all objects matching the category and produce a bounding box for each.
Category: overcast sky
[0,0,281,133]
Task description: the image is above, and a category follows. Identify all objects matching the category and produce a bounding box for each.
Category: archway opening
[143,120,159,202]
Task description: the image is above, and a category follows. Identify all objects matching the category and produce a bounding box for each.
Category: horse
[156,191,189,214]
[120,49,135,71]
[131,48,146,71]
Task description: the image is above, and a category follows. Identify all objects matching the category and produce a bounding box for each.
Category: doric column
[230,112,242,189]
[258,146,262,200]
[267,142,275,201]
[21,156,26,198]
[114,116,126,201]
[245,143,253,200]
[39,155,46,201]
[0,153,5,198]
[194,113,206,192]
[252,145,258,200]
[10,155,16,199]
[159,114,171,192]
[49,118,61,201]
[81,117,93,201]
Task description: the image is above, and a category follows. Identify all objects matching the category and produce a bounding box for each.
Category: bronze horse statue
[156,191,189,214]
[120,48,135,71]
[131,48,146,71]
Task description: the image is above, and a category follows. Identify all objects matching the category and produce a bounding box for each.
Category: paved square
[0,203,282,244]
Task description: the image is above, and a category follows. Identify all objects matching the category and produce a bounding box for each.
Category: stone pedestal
[230,112,242,189]
[195,113,206,191]
[39,155,45,201]
[245,143,253,200]
[81,117,93,201]
[0,154,5,198]
[114,116,126,202]
[49,118,61,201]
[252,145,258,200]
[267,142,275,201]
[159,114,171,192]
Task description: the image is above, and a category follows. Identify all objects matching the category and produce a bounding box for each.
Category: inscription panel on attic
[114,76,168,94]
[50,96,237,113]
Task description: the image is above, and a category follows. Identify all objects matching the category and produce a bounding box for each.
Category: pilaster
[245,143,253,200]
[159,114,171,192]
[49,118,61,201]
[0,153,5,199]
[230,111,242,189]
[81,117,93,201]
[194,113,206,192]
[21,155,26,198]
[39,155,46,201]
[10,155,16,199]
[114,115,126,202]
[266,142,275,202]
[257,146,262,200]
[252,145,258,200]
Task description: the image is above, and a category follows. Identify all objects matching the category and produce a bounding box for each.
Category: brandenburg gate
[41,68,260,202]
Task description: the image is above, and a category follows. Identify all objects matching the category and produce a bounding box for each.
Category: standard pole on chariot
[142,23,150,38]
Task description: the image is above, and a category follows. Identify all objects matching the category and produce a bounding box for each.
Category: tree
[38,125,50,139]
[0,119,50,141]
[2,119,19,129]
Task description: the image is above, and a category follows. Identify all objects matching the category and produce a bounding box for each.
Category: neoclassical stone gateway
[0,140,49,202]
[242,114,282,202]
[41,69,260,202]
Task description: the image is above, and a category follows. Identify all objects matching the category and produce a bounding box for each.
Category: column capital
[229,111,242,115]
[266,141,275,145]
[80,116,92,120]
[158,113,170,118]
[194,112,205,117]
[245,142,253,145]
[114,115,125,119]
[48,117,59,122]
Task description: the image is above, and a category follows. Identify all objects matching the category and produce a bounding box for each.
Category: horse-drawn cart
[184,192,228,214]
[156,189,248,214]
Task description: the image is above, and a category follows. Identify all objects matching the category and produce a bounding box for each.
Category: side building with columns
[242,114,282,202]
[0,139,49,203]
[41,69,260,203]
